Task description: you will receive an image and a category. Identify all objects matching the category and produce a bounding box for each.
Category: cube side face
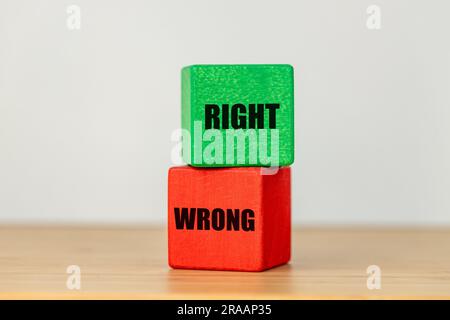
[181,67,192,164]
[181,65,294,167]
[262,167,291,269]
[168,166,265,271]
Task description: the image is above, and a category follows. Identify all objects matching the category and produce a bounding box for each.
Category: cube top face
[182,64,294,167]
[168,166,291,271]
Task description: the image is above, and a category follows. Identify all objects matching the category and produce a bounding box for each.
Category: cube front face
[168,166,291,271]
[182,65,294,167]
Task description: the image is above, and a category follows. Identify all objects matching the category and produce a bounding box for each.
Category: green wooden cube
[181,64,294,167]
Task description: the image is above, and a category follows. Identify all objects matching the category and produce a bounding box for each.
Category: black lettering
[249,104,265,129]
[265,103,280,129]
[211,208,225,231]
[222,104,229,129]
[197,208,210,230]
[241,209,255,231]
[231,104,246,129]
[205,104,220,129]
[174,207,196,230]
[174,207,256,231]
[226,209,240,231]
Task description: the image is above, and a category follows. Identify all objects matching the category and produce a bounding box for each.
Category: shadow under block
[182,64,294,167]
[168,166,291,271]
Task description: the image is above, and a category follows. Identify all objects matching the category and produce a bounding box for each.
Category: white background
[1,0,449,225]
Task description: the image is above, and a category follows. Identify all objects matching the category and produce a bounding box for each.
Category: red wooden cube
[168,166,291,272]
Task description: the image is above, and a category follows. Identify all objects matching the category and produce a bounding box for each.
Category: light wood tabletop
[0,226,449,299]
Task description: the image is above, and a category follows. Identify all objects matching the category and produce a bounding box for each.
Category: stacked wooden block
[168,65,294,271]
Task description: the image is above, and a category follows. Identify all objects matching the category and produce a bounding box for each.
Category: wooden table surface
[0,226,449,299]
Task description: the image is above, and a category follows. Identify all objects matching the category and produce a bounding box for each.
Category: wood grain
[0,226,449,299]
